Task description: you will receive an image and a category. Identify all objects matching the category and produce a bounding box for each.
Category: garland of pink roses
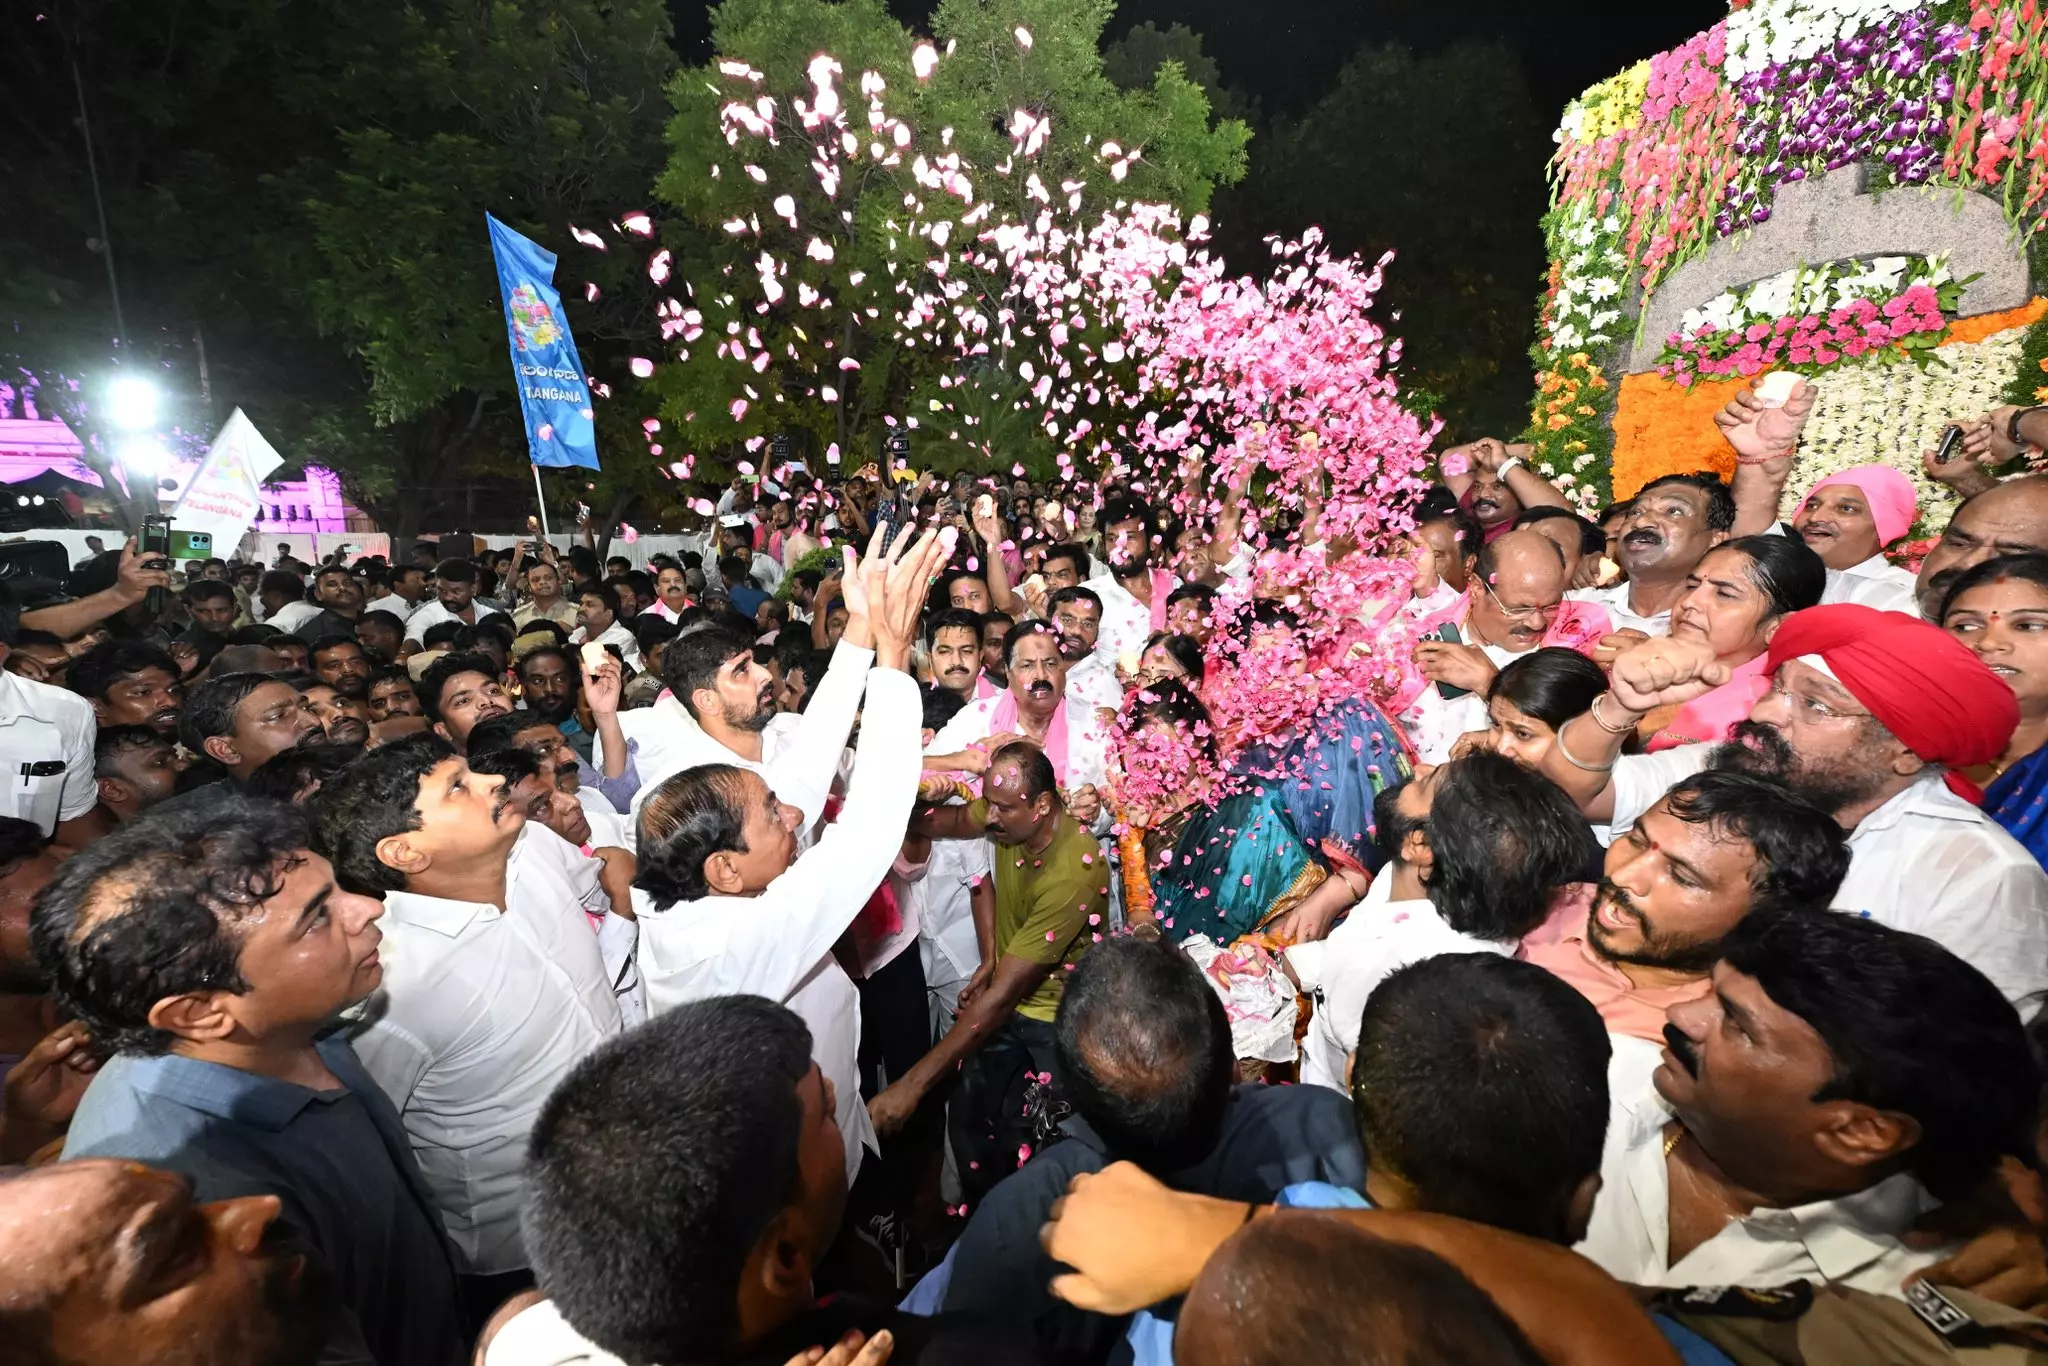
[1658,283,1949,387]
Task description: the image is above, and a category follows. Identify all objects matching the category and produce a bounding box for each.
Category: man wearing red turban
[1538,605,2048,1015]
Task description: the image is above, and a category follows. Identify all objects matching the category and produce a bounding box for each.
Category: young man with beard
[402,559,503,651]
[68,639,184,738]
[980,610,1013,688]
[353,608,406,664]
[310,735,624,1312]
[1520,770,1848,1092]
[1083,498,1178,669]
[1047,586,1123,709]
[511,644,637,807]
[1542,606,2048,1014]
[92,724,186,822]
[307,634,374,701]
[265,565,365,642]
[293,680,374,749]
[1570,472,1733,641]
[40,799,465,1365]
[926,607,989,703]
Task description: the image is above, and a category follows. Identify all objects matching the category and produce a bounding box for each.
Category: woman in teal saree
[1116,682,1367,946]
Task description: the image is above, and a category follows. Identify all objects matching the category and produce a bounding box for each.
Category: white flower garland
[1723,0,1924,81]
[1544,201,1633,355]
[1779,321,2032,527]
[1677,255,1949,340]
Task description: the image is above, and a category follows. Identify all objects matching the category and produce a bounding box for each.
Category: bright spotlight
[118,435,168,477]
[105,374,161,432]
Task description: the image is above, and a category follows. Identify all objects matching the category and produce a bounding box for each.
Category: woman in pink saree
[1642,534,1828,751]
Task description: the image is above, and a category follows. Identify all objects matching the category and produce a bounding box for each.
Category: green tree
[1210,43,1548,442]
[1101,21,1255,124]
[644,0,1249,484]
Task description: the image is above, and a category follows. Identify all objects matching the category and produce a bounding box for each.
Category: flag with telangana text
[487,214,600,471]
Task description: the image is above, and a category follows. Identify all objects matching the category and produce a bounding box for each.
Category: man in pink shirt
[1521,771,1847,1042]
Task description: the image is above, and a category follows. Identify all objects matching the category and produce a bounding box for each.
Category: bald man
[1912,474,2048,618]
[1403,529,1571,762]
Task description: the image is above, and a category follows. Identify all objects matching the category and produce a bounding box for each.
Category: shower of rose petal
[629,357,655,378]
[648,249,671,284]
[1014,26,1033,49]
[912,43,939,78]
[621,213,654,236]
[619,523,640,543]
[569,225,606,250]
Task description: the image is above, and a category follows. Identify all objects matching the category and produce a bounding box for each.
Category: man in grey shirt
[37,797,464,1366]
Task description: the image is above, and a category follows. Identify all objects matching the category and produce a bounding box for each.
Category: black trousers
[856,941,932,1098]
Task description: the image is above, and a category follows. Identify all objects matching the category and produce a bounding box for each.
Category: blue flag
[487,214,600,471]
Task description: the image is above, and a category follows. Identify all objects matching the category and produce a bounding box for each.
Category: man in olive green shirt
[869,741,1108,1136]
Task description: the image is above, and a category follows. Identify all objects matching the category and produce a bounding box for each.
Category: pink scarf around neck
[988,689,1072,787]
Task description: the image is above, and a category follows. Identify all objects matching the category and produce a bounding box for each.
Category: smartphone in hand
[1935,424,1966,465]
[1426,622,1474,700]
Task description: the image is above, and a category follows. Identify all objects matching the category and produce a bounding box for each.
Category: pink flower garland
[1658,284,1947,386]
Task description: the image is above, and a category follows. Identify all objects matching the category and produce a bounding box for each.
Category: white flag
[170,408,284,550]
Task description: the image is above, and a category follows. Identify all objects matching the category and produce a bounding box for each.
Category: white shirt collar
[382,889,502,938]
[1851,768,1976,836]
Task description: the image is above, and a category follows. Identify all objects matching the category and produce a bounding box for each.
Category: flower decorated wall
[1526,0,2048,531]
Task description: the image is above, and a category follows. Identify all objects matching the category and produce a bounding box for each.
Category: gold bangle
[1588,692,1636,735]
[1555,720,1617,773]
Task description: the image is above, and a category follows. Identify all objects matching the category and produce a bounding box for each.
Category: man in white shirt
[1540,610,2048,1015]
[1046,585,1126,712]
[264,563,366,640]
[628,525,947,1182]
[567,583,643,672]
[0,635,103,845]
[1287,752,1600,1093]
[1570,473,1733,640]
[403,558,503,649]
[1082,495,1178,669]
[1577,907,2034,1298]
[1404,530,1570,762]
[365,562,429,620]
[311,733,624,1282]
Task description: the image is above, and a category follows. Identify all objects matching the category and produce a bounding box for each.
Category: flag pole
[531,463,552,542]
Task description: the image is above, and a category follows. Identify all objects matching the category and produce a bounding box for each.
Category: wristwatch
[1495,456,1525,480]
[2008,406,2048,449]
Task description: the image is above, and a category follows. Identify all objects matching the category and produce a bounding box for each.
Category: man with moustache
[511,644,638,809]
[1909,473,2048,618]
[295,680,374,748]
[1577,908,2037,1300]
[1571,472,1734,640]
[366,665,424,723]
[1521,770,1847,1053]
[1403,530,1573,763]
[92,724,187,822]
[1540,605,2048,1014]
[42,799,465,1365]
[926,607,992,703]
[311,735,623,1311]
[925,621,1114,833]
[162,673,326,813]
[265,564,367,642]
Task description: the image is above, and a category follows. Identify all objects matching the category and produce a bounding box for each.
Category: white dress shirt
[926,691,1113,796]
[1397,637,1525,764]
[1610,752,2048,1014]
[262,599,327,635]
[913,832,994,1032]
[482,1300,622,1366]
[574,788,631,849]
[0,670,97,837]
[635,663,920,1181]
[1064,653,1125,713]
[1082,570,1177,668]
[1567,581,1673,637]
[614,640,874,850]
[568,620,643,673]
[365,592,423,620]
[403,597,504,643]
[1823,554,1919,614]
[1288,880,1516,1093]
[1577,1097,1945,1296]
[509,822,644,1027]
[348,840,624,1274]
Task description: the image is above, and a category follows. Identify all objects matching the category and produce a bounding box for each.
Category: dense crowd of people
[7,386,2048,1366]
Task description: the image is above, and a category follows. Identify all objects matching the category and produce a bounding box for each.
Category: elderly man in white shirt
[1286,752,1600,1093]
[1538,611,2048,1016]
[311,732,623,1280]
[627,525,949,1183]
[1577,908,2035,1299]
[1403,529,1573,763]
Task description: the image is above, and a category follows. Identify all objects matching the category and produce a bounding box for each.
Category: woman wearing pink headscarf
[1787,462,1919,613]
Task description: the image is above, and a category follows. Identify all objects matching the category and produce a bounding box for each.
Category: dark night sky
[669,0,1733,123]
